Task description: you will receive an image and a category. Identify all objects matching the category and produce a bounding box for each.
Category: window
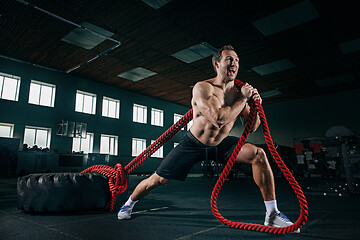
[174,113,185,130]
[75,90,96,115]
[151,108,163,127]
[23,126,51,149]
[72,133,94,153]
[28,80,56,107]
[0,72,20,101]
[133,104,147,124]
[132,138,146,156]
[187,119,193,131]
[151,140,163,158]
[0,122,14,138]
[102,96,120,119]
[100,134,118,155]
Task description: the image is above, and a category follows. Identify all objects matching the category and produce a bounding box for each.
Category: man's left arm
[240,88,262,133]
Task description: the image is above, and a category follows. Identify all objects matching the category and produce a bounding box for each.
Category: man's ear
[213,61,219,69]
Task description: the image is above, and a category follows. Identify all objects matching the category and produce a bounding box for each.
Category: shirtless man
[118,45,297,230]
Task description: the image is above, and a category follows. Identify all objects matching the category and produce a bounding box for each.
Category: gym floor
[1,175,360,240]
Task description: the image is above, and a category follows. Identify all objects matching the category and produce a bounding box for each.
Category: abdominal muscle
[190,114,235,146]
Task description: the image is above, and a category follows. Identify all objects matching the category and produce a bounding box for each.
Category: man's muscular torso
[190,78,243,146]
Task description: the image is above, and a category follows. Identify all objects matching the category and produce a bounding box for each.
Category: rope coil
[82,163,127,211]
[81,79,308,234]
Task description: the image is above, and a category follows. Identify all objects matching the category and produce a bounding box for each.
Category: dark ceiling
[0,0,359,107]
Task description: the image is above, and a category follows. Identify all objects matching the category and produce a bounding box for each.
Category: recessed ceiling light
[315,74,354,88]
[62,22,114,50]
[172,42,217,64]
[118,67,157,82]
[260,89,282,98]
[141,0,173,9]
[339,38,360,54]
[251,59,295,76]
[252,0,319,36]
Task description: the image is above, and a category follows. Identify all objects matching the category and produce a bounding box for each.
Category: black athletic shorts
[156,131,240,181]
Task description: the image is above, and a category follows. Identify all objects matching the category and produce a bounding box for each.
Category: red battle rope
[82,79,308,234]
[82,109,193,211]
[210,79,308,234]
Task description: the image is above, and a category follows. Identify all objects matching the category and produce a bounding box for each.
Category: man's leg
[118,173,169,219]
[131,172,169,201]
[235,143,299,232]
[235,143,275,201]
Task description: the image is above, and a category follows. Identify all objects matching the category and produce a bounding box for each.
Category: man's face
[216,50,239,80]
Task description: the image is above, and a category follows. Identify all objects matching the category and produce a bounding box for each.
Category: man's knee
[146,173,169,190]
[252,147,268,166]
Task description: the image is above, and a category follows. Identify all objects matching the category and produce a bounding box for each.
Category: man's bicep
[195,83,220,109]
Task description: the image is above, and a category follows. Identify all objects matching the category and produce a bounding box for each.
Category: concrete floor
[1,174,360,240]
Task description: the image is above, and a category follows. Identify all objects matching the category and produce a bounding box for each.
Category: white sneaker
[264,211,300,233]
[117,205,133,220]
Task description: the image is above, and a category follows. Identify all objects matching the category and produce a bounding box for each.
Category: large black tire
[17,173,112,213]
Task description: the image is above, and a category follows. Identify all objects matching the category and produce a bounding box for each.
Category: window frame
[72,132,94,154]
[133,103,147,124]
[151,108,164,127]
[132,138,147,157]
[174,113,185,130]
[187,119,193,131]
[150,140,163,158]
[102,96,120,119]
[28,80,56,107]
[23,126,51,149]
[75,90,97,115]
[100,134,118,156]
[0,122,14,138]
[0,72,21,102]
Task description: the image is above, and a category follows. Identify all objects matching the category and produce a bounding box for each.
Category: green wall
[230,88,359,146]
[1,57,359,172]
[0,58,190,172]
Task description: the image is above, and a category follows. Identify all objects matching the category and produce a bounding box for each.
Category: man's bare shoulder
[194,79,215,92]
[193,81,215,100]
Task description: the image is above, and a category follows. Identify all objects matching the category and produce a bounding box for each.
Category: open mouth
[228,68,236,75]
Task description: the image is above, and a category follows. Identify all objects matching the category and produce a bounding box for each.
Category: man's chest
[212,87,239,107]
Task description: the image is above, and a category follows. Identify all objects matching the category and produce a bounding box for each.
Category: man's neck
[214,76,234,90]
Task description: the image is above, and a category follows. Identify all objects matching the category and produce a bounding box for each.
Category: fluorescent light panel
[62,22,114,50]
[118,67,157,82]
[172,42,217,64]
[260,89,282,98]
[339,38,360,54]
[252,0,319,36]
[251,59,295,76]
[141,0,173,9]
[315,74,354,88]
